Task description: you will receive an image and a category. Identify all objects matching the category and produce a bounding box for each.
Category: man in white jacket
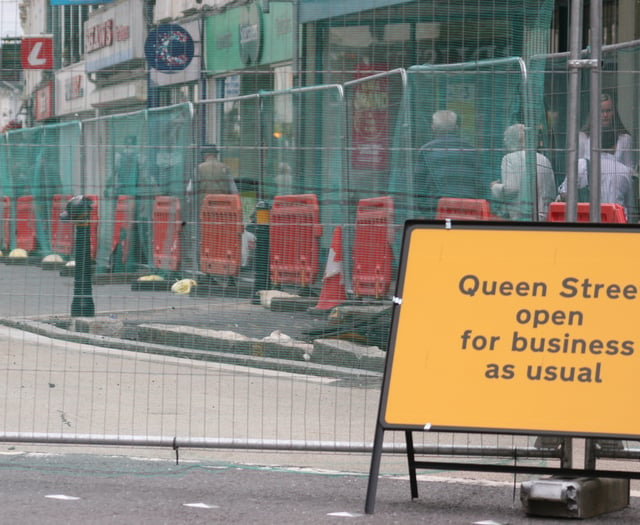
[491,123,556,220]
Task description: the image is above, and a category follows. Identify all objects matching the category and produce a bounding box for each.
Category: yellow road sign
[383,222,640,437]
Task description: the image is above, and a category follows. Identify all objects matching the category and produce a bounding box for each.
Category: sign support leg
[365,422,385,514]
[405,430,419,499]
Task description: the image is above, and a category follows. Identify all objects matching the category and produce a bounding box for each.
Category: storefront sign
[149,21,200,87]
[55,61,94,117]
[351,64,389,170]
[239,3,262,66]
[204,2,292,74]
[85,19,113,53]
[64,75,84,101]
[145,24,194,72]
[84,0,145,73]
[21,36,54,70]
[34,82,54,121]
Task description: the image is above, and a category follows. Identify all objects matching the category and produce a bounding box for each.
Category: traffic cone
[315,226,346,310]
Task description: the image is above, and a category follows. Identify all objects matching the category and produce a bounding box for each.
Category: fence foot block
[520,476,629,518]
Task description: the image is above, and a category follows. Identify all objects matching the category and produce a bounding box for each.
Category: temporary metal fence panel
[393,57,531,224]
[83,116,114,273]
[342,69,406,294]
[4,45,640,470]
[530,40,640,220]
[198,95,261,219]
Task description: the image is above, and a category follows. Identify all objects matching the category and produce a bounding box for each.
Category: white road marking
[183,502,219,509]
[45,494,80,500]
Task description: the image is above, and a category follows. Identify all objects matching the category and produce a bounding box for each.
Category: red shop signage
[351,64,390,171]
[34,82,54,121]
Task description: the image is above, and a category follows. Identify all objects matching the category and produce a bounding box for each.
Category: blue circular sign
[145,24,194,72]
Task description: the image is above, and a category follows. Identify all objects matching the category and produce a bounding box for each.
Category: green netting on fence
[207,94,260,222]
[530,42,640,220]
[85,104,194,274]
[533,43,640,172]
[5,42,640,295]
[389,57,534,225]
[0,122,81,254]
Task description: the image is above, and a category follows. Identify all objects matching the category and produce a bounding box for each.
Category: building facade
[4,0,636,125]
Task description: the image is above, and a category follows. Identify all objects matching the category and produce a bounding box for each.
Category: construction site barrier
[152,196,182,272]
[546,202,628,223]
[269,194,322,288]
[0,196,9,252]
[435,197,493,220]
[199,194,243,277]
[352,196,394,298]
[15,196,37,252]
[111,195,136,268]
[50,194,73,256]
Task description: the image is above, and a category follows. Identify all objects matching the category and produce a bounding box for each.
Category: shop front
[203,1,294,206]
[55,61,95,121]
[84,0,148,113]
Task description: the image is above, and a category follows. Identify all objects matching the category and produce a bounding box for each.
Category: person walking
[197,144,237,203]
[491,123,557,220]
[414,109,484,219]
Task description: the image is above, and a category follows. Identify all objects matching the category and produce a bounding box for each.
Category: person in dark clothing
[105,135,157,271]
[414,109,484,218]
[579,92,634,169]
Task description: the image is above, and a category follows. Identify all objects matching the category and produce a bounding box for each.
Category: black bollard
[61,195,95,317]
[251,200,271,304]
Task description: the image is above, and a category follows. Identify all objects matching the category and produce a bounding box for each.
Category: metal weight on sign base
[60,195,95,317]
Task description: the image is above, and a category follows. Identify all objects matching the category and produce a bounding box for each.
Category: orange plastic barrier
[0,196,9,251]
[435,198,492,220]
[546,202,627,223]
[50,194,74,255]
[152,196,182,271]
[352,196,394,298]
[269,194,322,287]
[199,194,243,277]
[111,195,136,266]
[16,196,37,251]
[85,195,99,259]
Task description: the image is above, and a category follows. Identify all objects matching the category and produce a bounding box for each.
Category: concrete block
[130,279,172,292]
[135,324,313,362]
[520,476,629,518]
[269,296,318,312]
[72,316,125,338]
[313,338,385,371]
